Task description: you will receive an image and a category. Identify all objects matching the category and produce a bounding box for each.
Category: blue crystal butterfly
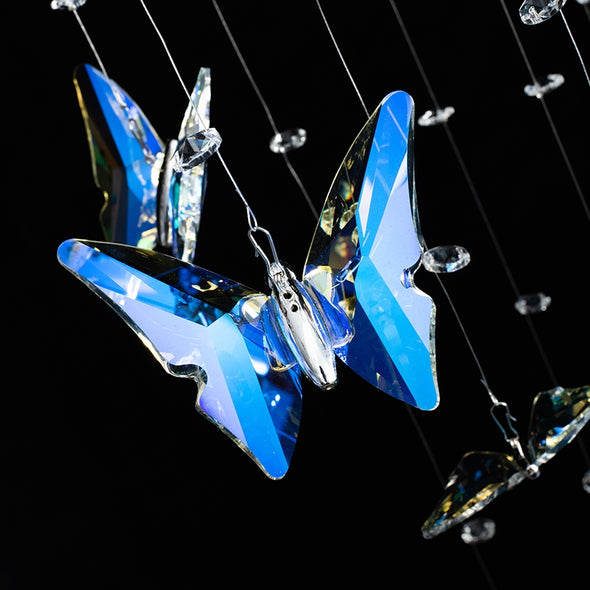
[74,62,211,262]
[421,384,590,539]
[58,90,439,479]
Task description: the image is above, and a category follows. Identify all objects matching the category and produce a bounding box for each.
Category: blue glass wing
[56,238,303,479]
[74,63,164,249]
[303,91,438,410]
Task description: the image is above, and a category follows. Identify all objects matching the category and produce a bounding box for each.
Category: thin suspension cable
[71,9,109,78]
[209,0,318,219]
[560,10,590,89]
[314,0,369,118]
[138,0,261,232]
[389,0,563,386]
[499,0,590,225]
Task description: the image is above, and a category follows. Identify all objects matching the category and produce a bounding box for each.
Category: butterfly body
[263,260,353,390]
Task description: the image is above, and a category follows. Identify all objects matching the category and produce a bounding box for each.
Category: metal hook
[247,226,280,274]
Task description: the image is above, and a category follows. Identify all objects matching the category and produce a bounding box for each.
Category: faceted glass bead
[583,469,590,494]
[514,292,552,315]
[417,107,455,127]
[269,128,307,153]
[50,0,86,10]
[422,245,470,273]
[519,0,567,24]
[460,518,496,545]
[173,128,222,172]
[524,73,565,98]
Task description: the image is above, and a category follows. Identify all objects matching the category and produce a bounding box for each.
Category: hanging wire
[389,0,566,386]
[313,3,505,586]
[209,0,318,219]
[559,9,590,88]
[499,0,590,226]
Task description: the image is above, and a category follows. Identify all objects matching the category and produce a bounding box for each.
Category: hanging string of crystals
[318,0,590,547]
[499,0,590,232]
[519,0,590,88]
[382,0,590,541]
[208,0,317,220]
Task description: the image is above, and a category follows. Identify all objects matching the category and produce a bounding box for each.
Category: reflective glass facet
[76,64,211,262]
[519,0,567,24]
[167,67,213,262]
[57,239,303,479]
[422,245,471,273]
[304,91,439,411]
[527,385,590,464]
[421,451,525,539]
[74,64,164,249]
[422,384,590,538]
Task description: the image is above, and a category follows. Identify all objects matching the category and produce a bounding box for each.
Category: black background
[7,1,590,588]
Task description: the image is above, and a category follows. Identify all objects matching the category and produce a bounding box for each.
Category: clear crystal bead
[422,245,471,273]
[519,0,567,25]
[173,128,221,172]
[50,0,86,10]
[524,73,565,98]
[583,469,590,494]
[269,128,307,153]
[417,107,455,127]
[460,518,496,545]
[514,292,552,315]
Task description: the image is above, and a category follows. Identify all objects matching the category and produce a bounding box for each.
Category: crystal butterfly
[74,63,214,262]
[421,384,590,539]
[57,90,439,479]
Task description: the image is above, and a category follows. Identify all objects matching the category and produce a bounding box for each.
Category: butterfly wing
[57,238,303,479]
[527,384,590,465]
[74,63,164,249]
[169,67,211,262]
[303,91,438,410]
[420,450,526,539]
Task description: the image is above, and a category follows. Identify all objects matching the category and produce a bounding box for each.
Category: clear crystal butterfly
[58,90,439,479]
[421,384,590,539]
[74,63,216,262]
